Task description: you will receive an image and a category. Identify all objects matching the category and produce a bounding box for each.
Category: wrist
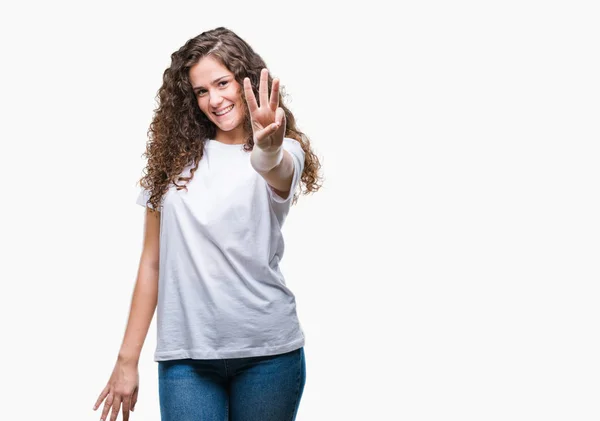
[117,351,140,366]
[251,145,283,172]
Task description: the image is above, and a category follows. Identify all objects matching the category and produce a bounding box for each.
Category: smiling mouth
[214,105,234,117]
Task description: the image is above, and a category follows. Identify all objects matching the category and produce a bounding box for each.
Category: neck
[215,125,248,145]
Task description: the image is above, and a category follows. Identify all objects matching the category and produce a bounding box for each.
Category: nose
[209,91,223,109]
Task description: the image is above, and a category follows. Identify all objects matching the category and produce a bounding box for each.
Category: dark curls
[138,27,323,210]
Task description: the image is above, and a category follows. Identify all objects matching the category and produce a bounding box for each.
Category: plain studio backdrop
[0,1,598,420]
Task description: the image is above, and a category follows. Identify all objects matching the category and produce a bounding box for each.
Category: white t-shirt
[136,137,306,360]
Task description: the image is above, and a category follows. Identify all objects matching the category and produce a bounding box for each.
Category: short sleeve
[136,188,156,210]
[268,137,305,204]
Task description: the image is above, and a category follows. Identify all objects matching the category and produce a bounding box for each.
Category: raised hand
[243,68,286,152]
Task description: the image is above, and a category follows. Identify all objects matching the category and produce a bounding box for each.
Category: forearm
[251,148,294,193]
[117,263,159,365]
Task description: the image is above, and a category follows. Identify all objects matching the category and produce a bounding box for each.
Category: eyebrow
[192,76,230,92]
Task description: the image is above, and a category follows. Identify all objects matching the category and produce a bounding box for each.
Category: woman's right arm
[117,207,161,365]
[93,207,161,421]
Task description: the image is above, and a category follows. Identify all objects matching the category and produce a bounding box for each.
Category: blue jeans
[158,347,306,421]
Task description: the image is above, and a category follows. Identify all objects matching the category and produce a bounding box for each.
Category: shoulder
[283,137,304,158]
[284,137,301,146]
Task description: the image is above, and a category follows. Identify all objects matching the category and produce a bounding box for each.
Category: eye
[195,80,229,97]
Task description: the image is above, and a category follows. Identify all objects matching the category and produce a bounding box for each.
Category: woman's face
[189,55,246,135]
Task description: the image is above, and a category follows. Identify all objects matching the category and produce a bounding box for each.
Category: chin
[218,118,243,131]
[217,119,237,129]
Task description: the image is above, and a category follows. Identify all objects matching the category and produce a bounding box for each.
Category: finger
[276,107,285,126]
[251,118,265,133]
[275,108,286,136]
[259,68,269,107]
[131,387,139,412]
[101,393,114,421]
[94,385,110,410]
[122,396,131,421]
[110,396,122,421]
[269,78,280,111]
[243,77,258,114]
[255,122,280,143]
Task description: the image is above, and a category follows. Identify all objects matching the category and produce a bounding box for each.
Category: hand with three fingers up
[244,68,287,172]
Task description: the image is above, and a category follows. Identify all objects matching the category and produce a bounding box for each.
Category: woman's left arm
[254,149,294,198]
[244,68,295,197]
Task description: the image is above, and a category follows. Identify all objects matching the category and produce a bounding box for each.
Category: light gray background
[0,0,598,420]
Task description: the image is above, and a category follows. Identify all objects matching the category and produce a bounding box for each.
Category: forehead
[189,55,233,86]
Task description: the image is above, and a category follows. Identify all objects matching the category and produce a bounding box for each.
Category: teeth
[215,105,233,116]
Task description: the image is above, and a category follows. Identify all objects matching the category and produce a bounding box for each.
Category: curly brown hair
[138,27,323,210]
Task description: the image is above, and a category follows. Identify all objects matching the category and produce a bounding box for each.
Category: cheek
[232,86,244,103]
[197,98,210,115]
[234,90,246,110]
[235,100,247,121]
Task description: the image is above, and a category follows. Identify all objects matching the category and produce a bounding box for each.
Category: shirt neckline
[205,139,246,149]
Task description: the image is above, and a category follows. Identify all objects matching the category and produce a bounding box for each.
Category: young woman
[93,26,322,421]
